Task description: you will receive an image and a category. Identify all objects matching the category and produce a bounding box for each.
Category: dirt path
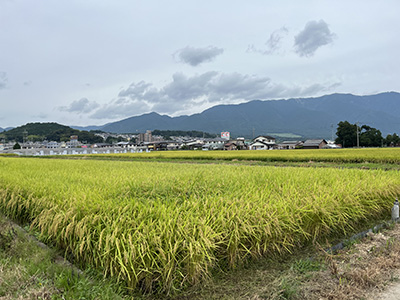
[298,223,400,300]
[376,285,400,300]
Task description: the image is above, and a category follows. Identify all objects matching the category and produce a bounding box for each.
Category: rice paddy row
[72,147,400,165]
[0,156,399,294]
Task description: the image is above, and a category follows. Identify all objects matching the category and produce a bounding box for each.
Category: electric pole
[23,130,28,145]
[356,122,360,148]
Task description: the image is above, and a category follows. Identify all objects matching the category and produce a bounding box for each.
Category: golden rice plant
[89,147,400,164]
[0,156,399,294]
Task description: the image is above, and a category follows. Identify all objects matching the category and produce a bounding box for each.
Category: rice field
[0,156,399,294]
[87,147,400,164]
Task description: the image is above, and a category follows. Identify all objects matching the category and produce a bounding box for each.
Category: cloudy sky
[1,0,399,127]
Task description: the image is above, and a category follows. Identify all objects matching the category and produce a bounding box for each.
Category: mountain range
[74,92,400,139]
[0,127,14,132]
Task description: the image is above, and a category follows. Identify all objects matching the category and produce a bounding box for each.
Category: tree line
[1,122,103,144]
[335,121,400,148]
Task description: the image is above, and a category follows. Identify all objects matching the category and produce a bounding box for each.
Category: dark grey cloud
[0,72,7,89]
[247,27,289,55]
[58,98,100,114]
[294,20,335,57]
[117,71,272,106]
[174,46,224,66]
[91,72,340,119]
[163,72,218,100]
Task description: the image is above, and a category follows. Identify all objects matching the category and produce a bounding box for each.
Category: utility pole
[23,130,28,145]
[356,122,360,148]
[331,124,334,142]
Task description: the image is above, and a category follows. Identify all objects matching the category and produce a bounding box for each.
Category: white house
[249,136,276,150]
[277,141,303,150]
[46,141,60,149]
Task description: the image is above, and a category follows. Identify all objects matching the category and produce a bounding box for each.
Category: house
[249,135,276,150]
[277,141,303,150]
[45,141,60,149]
[91,143,113,148]
[116,141,130,148]
[202,138,226,150]
[302,139,328,149]
[183,140,204,150]
[224,142,237,151]
[234,137,248,150]
[202,142,224,150]
[322,143,341,149]
[166,141,181,150]
[146,141,179,151]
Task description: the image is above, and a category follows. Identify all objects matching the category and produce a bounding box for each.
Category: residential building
[138,130,152,143]
[277,141,303,150]
[224,142,237,151]
[249,135,276,150]
[302,139,328,149]
[46,141,60,149]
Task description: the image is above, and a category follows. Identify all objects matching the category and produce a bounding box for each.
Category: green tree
[4,123,103,144]
[392,133,400,146]
[384,133,400,146]
[359,125,383,147]
[27,135,43,142]
[335,121,358,148]
[13,142,21,149]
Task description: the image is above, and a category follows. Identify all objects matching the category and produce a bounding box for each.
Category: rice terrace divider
[0,153,399,295]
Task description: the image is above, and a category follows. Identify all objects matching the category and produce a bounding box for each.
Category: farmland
[0,150,400,295]
[82,147,400,164]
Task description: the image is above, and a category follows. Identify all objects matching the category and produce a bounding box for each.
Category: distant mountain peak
[78,92,400,139]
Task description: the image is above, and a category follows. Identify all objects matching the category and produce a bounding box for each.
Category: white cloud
[294,20,336,57]
[90,99,151,119]
[90,71,341,119]
[0,72,8,89]
[247,27,289,55]
[58,98,100,114]
[174,46,224,66]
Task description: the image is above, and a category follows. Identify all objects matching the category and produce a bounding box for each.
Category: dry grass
[174,223,400,300]
[296,224,400,300]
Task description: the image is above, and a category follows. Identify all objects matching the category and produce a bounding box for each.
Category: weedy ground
[0,214,128,300]
[170,222,400,300]
[2,212,400,300]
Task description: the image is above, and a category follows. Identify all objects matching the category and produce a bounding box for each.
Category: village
[0,130,341,156]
